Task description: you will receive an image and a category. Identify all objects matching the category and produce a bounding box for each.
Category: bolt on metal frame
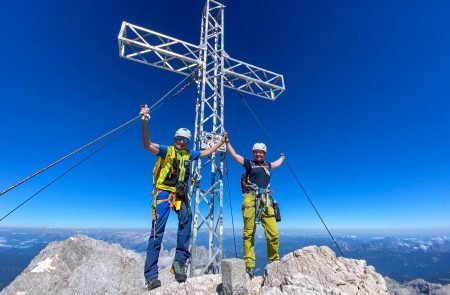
[118,0,285,276]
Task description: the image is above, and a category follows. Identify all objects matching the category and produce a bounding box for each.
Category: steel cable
[240,97,345,258]
[0,73,196,197]
[224,157,238,258]
[0,74,197,222]
[0,116,139,197]
[222,75,345,257]
[0,121,138,223]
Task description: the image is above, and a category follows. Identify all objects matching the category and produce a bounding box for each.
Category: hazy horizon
[2,226,450,235]
[1,226,450,288]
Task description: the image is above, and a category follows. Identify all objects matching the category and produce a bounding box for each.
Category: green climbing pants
[242,193,279,268]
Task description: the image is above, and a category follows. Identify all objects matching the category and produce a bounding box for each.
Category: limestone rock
[251,276,264,295]
[2,235,412,295]
[0,235,144,295]
[221,258,251,295]
[0,235,221,295]
[264,245,388,295]
[149,274,221,295]
[261,286,283,295]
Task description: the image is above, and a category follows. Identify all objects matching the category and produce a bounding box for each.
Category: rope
[0,73,197,222]
[240,97,345,258]
[223,75,345,257]
[147,73,197,112]
[224,157,238,258]
[0,121,138,223]
[0,116,139,197]
[0,73,196,197]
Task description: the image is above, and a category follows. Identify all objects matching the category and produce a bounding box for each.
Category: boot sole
[175,275,187,283]
[171,264,187,283]
[147,284,161,291]
[147,280,161,290]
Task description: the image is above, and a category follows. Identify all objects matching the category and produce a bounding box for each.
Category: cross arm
[118,22,202,76]
[223,54,285,100]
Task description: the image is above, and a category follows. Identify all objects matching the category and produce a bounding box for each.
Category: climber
[226,138,285,278]
[139,105,227,290]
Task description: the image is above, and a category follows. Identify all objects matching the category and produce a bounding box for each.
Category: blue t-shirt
[157,145,200,160]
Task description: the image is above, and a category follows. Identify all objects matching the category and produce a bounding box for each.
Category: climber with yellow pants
[226,138,285,278]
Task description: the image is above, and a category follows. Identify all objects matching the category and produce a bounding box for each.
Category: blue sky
[0,0,449,230]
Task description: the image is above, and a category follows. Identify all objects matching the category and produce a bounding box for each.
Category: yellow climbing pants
[242,193,279,268]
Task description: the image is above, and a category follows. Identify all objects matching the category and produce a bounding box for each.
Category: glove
[140,104,150,121]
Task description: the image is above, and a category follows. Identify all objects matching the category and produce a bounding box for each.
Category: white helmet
[252,142,267,153]
[175,128,192,140]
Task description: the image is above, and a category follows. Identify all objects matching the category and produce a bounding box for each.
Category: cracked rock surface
[0,235,222,295]
[263,246,388,295]
[2,235,418,295]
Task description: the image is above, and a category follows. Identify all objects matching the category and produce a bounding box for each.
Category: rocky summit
[1,234,447,294]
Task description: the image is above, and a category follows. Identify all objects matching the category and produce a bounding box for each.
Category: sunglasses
[175,137,190,144]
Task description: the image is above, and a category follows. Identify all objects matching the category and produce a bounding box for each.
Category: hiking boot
[246,267,254,279]
[170,260,187,283]
[146,278,161,291]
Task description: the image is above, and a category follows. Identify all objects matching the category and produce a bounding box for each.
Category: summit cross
[118,0,285,275]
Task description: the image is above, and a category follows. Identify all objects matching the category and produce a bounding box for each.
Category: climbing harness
[151,189,181,240]
[223,75,345,258]
[243,188,278,224]
[0,73,198,223]
[150,184,189,241]
[254,189,271,224]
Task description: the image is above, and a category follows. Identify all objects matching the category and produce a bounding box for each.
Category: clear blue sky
[0,0,449,230]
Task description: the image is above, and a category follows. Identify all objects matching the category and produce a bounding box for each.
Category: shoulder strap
[250,160,271,177]
[249,160,270,171]
[153,146,174,186]
[176,148,190,182]
[261,161,271,176]
[164,146,174,165]
[248,160,257,171]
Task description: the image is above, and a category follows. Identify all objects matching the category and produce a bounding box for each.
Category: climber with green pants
[226,138,285,278]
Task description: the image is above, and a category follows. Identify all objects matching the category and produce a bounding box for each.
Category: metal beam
[118,0,285,278]
[118,22,202,76]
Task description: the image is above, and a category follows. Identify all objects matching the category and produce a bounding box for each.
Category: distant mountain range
[0,227,449,291]
[0,235,391,295]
